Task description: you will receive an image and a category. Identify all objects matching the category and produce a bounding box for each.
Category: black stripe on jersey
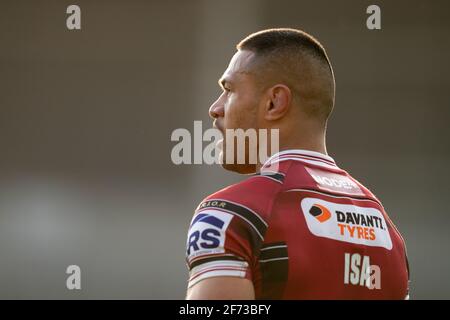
[190,255,244,269]
[259,242,289,299]
[260,242,288,261]
[252,171,285,184]
[198,199,267,240]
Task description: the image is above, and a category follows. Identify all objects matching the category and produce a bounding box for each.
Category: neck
[256,130,328,172]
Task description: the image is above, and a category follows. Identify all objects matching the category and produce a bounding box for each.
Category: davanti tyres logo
[309,204,331,223]
[301,198,393,250]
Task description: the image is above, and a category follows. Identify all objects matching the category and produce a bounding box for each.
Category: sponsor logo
[301,198,392,250]
[305,167,365,196]
[186,210,233,258]
[309,204,331,223]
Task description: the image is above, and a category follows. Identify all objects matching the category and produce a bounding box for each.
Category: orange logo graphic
[309,204,331,223]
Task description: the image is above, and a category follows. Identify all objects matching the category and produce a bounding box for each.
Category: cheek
[224,93,256,129]
[223,94,240,127]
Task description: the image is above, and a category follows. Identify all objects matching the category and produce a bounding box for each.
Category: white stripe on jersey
[188,264,248,288]
[260,244,288,251]
[190,259,249,277]
[269,157,339,170]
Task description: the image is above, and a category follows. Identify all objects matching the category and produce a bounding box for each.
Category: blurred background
[0,0,449,299]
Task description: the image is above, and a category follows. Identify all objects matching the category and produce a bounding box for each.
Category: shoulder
[185,172,288,286]
[185,162,291,287]
[187,166,289,254]
[197,166,288,223]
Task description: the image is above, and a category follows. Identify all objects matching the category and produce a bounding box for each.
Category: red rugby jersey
[186,149,410,299]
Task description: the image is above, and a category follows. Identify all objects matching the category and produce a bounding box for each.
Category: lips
[213,120,224,133]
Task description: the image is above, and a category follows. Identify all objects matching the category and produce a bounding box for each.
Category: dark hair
[237,28,332,73]
[236,28,335,121]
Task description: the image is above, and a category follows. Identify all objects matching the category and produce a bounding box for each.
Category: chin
[219,142,258,174]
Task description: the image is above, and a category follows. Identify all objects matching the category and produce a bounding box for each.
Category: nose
[209,95,224,119]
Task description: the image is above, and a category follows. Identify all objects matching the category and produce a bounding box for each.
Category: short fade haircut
[236,28,335,121]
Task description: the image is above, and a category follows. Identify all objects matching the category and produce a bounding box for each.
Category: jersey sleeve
[185,197,267,288]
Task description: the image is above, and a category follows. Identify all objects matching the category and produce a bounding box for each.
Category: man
[185,28,409,299]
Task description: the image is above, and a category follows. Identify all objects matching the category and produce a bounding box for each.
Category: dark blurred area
[0,0,449,299]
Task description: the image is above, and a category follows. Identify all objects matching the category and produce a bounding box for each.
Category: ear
[264,84,292,121]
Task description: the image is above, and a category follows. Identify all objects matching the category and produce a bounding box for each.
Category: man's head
[209,28,335,174]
